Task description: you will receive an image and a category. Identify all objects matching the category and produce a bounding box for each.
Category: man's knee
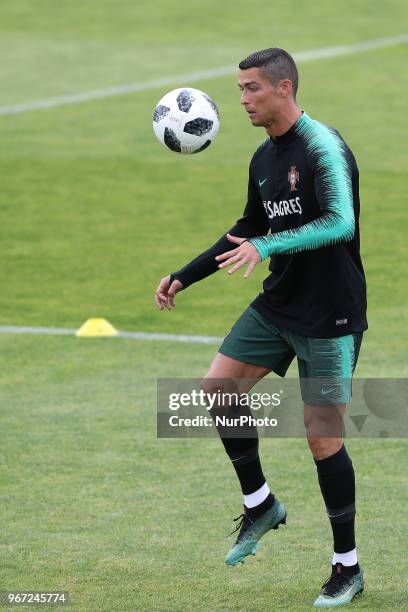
[304,403,345,440]
[307,436,343,460]
[200,376,240,407]
[199,376,218,398]
[304,405,344,458]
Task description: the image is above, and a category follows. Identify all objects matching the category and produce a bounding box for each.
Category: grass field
[0,1,407,610]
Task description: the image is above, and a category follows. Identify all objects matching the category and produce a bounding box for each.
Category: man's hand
[215,234,261,278]
[155,275,184,310]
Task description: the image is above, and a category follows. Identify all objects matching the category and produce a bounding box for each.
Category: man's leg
[202,353,287,565]
[293,332,364,606]
[304,406,357,565]
[203,353,274,516]
[305,408,363,607]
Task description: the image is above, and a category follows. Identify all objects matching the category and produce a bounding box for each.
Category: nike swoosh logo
[258,178,268,187]
[321,388,337,396]
[231,456,246,463]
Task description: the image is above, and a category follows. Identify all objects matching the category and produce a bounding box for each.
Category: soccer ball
[152,87,220,154]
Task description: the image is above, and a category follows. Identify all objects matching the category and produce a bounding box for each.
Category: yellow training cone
[75,318,118,338]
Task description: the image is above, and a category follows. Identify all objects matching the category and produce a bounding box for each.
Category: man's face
[238,67,284,127]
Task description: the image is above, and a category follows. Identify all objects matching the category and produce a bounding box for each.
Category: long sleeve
[170,163,269,288]
[250,119,355,260]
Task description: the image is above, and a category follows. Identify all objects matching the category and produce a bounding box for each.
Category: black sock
[209,401,273,501]
[314,445,356,554]
[332,562,360,576]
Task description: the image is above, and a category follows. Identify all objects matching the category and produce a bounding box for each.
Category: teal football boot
[225,498,286,566]
[314,563,364,608]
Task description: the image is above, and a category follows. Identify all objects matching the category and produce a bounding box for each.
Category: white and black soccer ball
[152,87,220,154]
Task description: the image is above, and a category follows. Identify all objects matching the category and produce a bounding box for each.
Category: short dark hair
[239,48,298,98]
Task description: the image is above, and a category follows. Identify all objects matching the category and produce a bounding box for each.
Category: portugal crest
[288,165,300,192]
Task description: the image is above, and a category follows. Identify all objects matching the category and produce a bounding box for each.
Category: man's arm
[250,125,355,260]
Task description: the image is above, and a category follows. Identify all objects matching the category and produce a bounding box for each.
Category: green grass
[0,0,407,609]
[0,337,407,610]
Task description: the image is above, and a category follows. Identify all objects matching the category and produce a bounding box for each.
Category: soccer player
[155,48,367,608]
